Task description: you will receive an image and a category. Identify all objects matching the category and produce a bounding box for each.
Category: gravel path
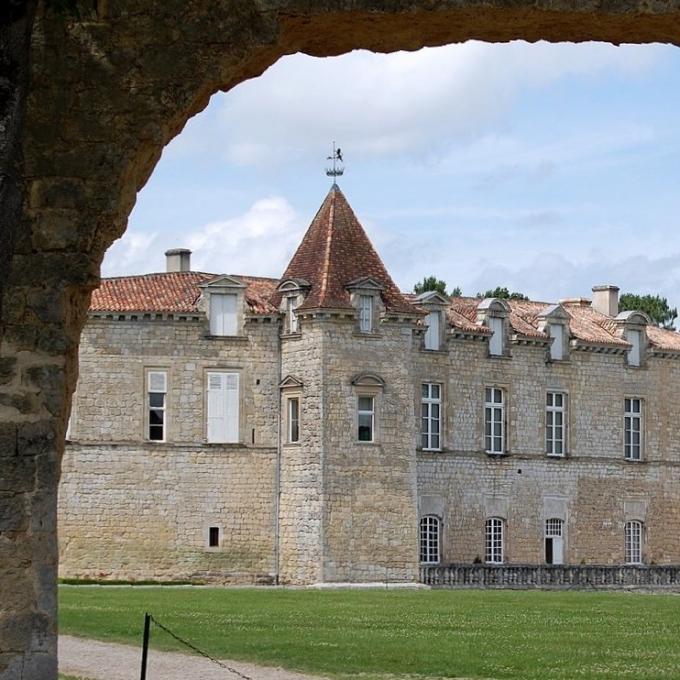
[59,635,327,680]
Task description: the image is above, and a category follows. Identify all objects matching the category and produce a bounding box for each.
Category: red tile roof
[272,184,417,315]
[90,271,278,314]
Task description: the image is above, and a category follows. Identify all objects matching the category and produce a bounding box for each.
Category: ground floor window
[485,517,504,564]
[419,515,440,564]
[625,520,643,564]
[545,518,564,565]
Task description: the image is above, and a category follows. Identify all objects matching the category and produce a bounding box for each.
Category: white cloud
[103,231,159,277]
[165,41,669,167]
[187,196,303,276]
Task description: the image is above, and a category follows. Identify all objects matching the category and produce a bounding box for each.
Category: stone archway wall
[1,1,680,677]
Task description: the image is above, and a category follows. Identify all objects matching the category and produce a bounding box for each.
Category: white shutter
[489,317,503,356]
[148,371,167,392]
[552,537,564,565]
[628,330,641,367]
[206,372,239,443]
[210,294,238,336]
[424,312,440,350]
[225,373,239,443]
[549,324,564,361]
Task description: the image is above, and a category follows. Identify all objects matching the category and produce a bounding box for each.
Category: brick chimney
[165,248,191,273]
[592,285,619,317]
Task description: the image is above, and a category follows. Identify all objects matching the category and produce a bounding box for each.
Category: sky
[103,40,680,307]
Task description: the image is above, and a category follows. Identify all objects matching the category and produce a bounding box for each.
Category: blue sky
[104,40,680,307]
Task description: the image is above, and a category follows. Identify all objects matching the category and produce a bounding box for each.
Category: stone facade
[58,187,680,586]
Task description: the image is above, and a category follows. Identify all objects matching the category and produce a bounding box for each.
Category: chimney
[165,248,191,273]
[591,285,619,317]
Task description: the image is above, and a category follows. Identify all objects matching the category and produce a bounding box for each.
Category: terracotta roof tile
[272,184,417,315]
[90,271,279,315]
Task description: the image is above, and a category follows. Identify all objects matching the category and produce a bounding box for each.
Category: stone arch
[3,2,680,676]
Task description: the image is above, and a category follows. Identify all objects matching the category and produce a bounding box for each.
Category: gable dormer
[615,310,651,367]
[199,275,247,336]
[537,303,571,362]
[416,291,449,351]
[277,278,310,335]
[477,298,510,357]
[346,277,385,334]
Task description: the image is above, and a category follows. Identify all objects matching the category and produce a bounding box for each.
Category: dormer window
[358,295,373,333]
[209,293,237,336]
[537,304,571,363]
[477,298,509,358]
[615,311,650,369]
[424,311,441,350]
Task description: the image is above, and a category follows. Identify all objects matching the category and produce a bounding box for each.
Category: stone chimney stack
[165,248,192,273]
[592,285,619,317]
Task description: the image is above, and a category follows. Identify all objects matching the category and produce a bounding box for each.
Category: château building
[58,184,680,584]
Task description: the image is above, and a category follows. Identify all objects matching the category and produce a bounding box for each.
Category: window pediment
[416,290,449,306]
[351,371,385,388]
[477,297,510,316]
[346,276,384,292]
[200,275,247,291]
[616,310,651,327]
[279,375,304,390]
[277,278,310,293]
[537,303,570,323]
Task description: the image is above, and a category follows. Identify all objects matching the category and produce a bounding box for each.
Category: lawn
[59,586,680,679]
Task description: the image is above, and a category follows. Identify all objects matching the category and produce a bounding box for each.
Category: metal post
[140,612,151,680]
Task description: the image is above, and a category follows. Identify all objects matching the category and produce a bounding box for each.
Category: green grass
[59,587,680,679]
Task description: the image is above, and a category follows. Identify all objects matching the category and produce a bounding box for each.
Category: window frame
[546,391,567,457]
[286,295,299,335]
[205,370,240,444]
[544,518,565,565]
[424,310,441,351]
[357,394,376,443]
[624,397,644,461]
[488,316,504,356]
[484,386,506,455]
[625,520,643,565]
[287,396,300,444]
[485,517,504,564]
[419,515,441,564]
[549,323,565,361]
[421,382,442,451]
[146,369,168,443]
[626,329,642,367]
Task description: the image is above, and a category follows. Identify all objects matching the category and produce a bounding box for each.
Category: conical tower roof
[274,184,416,314]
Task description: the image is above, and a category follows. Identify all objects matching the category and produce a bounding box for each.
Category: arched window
[485,517,504,564]
[545,518,564,565]
[625,520,643,564]
[419,516,440,564]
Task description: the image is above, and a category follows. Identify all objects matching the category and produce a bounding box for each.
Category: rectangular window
[206,371,240,443]
[147,370,167,442]
[484,387,505,454]
[625,520,642,564]
[549,324,564,361]
[208,526,220,548]
[419,516,441,564]
[489,317,504,356]
[421,383,441,451]
[288,397,300,443]
[287,296,298,334]
[545,518,564,565]
[627,330,641,367]
[624,397,643,461]
[424,311,440,350]
[485,518,504,564]
[546,391,566,456]
[210,293,238,336]
[359,295,373,333]
[357,395,375,442]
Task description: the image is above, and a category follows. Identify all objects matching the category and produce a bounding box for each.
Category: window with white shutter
[147,370,167,442]
[209,293,238,336]
[549,324,564,361]
[488,317,504,356]
[424,311,440,350]
[206,371,240,443]
[627,329,641,367]
[358,295,373,333]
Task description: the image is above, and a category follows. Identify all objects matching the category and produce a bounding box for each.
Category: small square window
[208,526,220,548]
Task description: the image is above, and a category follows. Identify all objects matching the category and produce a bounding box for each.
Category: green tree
[477,286,528,301]
[619,293,677,329]
[413,276,448,296]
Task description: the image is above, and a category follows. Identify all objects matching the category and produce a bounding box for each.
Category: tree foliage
[413,277,463,298]
[477,286,528,301]
[619,293,677,329]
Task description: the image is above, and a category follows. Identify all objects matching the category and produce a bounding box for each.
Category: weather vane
[325,142,344,181]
